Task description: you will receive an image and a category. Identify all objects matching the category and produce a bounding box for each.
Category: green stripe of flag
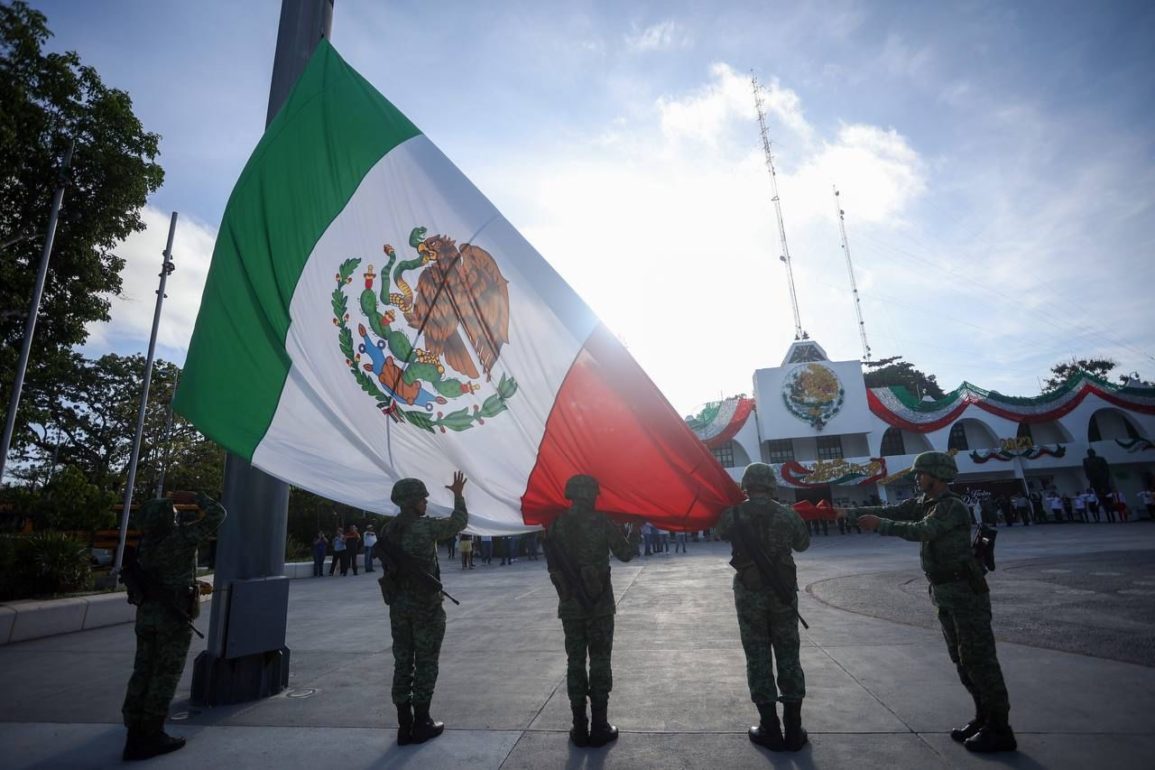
[174,40,420,458]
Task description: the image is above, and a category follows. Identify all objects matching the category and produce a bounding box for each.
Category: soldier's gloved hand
[857,514,881,531]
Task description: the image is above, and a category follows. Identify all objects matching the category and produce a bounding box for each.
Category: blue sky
[28,0,1155,414]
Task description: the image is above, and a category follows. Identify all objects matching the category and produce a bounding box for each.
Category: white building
[687,339,1155,510]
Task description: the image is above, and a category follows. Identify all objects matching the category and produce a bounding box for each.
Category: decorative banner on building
[868,374,1155,433]
[685,396,755,449]
[1116,437,1155,453]
[782,363,845,431]
[778,457,887,488]
[970,444,1066,463]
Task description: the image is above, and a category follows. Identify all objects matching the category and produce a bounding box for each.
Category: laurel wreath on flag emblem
[331,226,518,433]
[782,363,844,431]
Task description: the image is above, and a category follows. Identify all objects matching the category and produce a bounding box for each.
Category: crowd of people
[956,487,1151,527]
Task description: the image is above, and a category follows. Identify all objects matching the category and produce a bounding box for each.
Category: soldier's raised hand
[856,514,881,531]
[447,471,468,497]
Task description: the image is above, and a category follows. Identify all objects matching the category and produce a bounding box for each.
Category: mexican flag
[174,41,741,534]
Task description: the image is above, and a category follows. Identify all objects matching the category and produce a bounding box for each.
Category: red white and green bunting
[686,397,755,449]
[969,444,1067,463]
[868,374,1155,433]
[1116,437,1154,453]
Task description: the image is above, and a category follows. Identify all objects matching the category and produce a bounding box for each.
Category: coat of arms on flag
[332,226,518,432]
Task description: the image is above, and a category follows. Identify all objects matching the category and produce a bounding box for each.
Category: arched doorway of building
[1088,408,1146,442]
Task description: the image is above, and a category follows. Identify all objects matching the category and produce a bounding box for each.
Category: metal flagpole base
[191,574,292,705]
[191,647,291,706]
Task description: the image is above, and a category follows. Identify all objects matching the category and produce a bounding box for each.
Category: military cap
[741,462,777,492]
[391,478,430,505]
[912,451,958,481]
[564,474,600,501]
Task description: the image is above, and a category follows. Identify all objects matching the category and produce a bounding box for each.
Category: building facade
[687,339,1155,511]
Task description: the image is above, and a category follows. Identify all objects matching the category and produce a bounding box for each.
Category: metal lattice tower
[833,186,871,361]
[752,75,805,340]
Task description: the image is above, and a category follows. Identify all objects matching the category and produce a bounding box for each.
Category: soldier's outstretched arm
[840,497,920,525]
[877,499,969,542]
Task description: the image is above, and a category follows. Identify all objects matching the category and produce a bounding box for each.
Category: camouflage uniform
[121,493,225,758]
[717,490,810,704]
[847,492,1009,707]
[382,482,468,708]
[845,451,1015,752]
[546,474,637,746]
[717,463,810,751]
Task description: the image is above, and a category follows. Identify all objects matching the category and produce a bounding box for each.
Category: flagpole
[111,211,178,575]
[0,139,73,484]
[191,0,333,706]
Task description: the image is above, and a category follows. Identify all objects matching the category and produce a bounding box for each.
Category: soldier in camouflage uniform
[717,462,811,752]
[836,451,1016,753]
[380,472,468,745]
[121,491,225,761]
[545,474,639,747]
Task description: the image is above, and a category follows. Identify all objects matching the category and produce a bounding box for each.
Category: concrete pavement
[0,522,1152,768]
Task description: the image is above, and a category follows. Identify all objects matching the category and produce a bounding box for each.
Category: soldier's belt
[925,566,970,585]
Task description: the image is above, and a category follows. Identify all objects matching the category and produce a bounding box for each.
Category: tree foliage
[1,1,163,446]
[862,356,946,400]
[1042,358,1118,393]
[7,354,224,509]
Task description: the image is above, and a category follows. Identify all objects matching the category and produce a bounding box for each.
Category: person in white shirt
[363,525,379,572]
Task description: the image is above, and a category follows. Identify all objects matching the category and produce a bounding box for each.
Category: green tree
[15,354,224,504]
[862,356,946,400]
[1042,358,1118,393]
[1,1,163,450]
[33,463,115,531]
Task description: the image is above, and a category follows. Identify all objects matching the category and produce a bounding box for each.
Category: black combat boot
[964,711,1017,753]
[396,702,414,746]
[782,701,808,751]
[123,717,186,761]
[570,700,590,747]
[410,702,445,743]
[950,690,985,743]
[121,723,146,762]
[588,700,619,747]
[748,701,785,751]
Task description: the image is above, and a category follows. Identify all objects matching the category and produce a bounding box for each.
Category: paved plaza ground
[1,521,1153,768]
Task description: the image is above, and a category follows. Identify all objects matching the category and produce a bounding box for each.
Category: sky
[26,0,1155,417]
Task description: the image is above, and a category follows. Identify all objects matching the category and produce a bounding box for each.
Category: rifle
[541,531,596,612]
[373,537,460,605]
[732,513,809,630]
[972,523,997,572]
[119,559,205,638]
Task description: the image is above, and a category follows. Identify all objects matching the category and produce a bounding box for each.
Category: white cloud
[625,20,690,52]
[83,205,216,363]
[470,63,927,413]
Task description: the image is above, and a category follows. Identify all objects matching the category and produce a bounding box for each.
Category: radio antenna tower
[833,186,871,361]
[752,74,805,340]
